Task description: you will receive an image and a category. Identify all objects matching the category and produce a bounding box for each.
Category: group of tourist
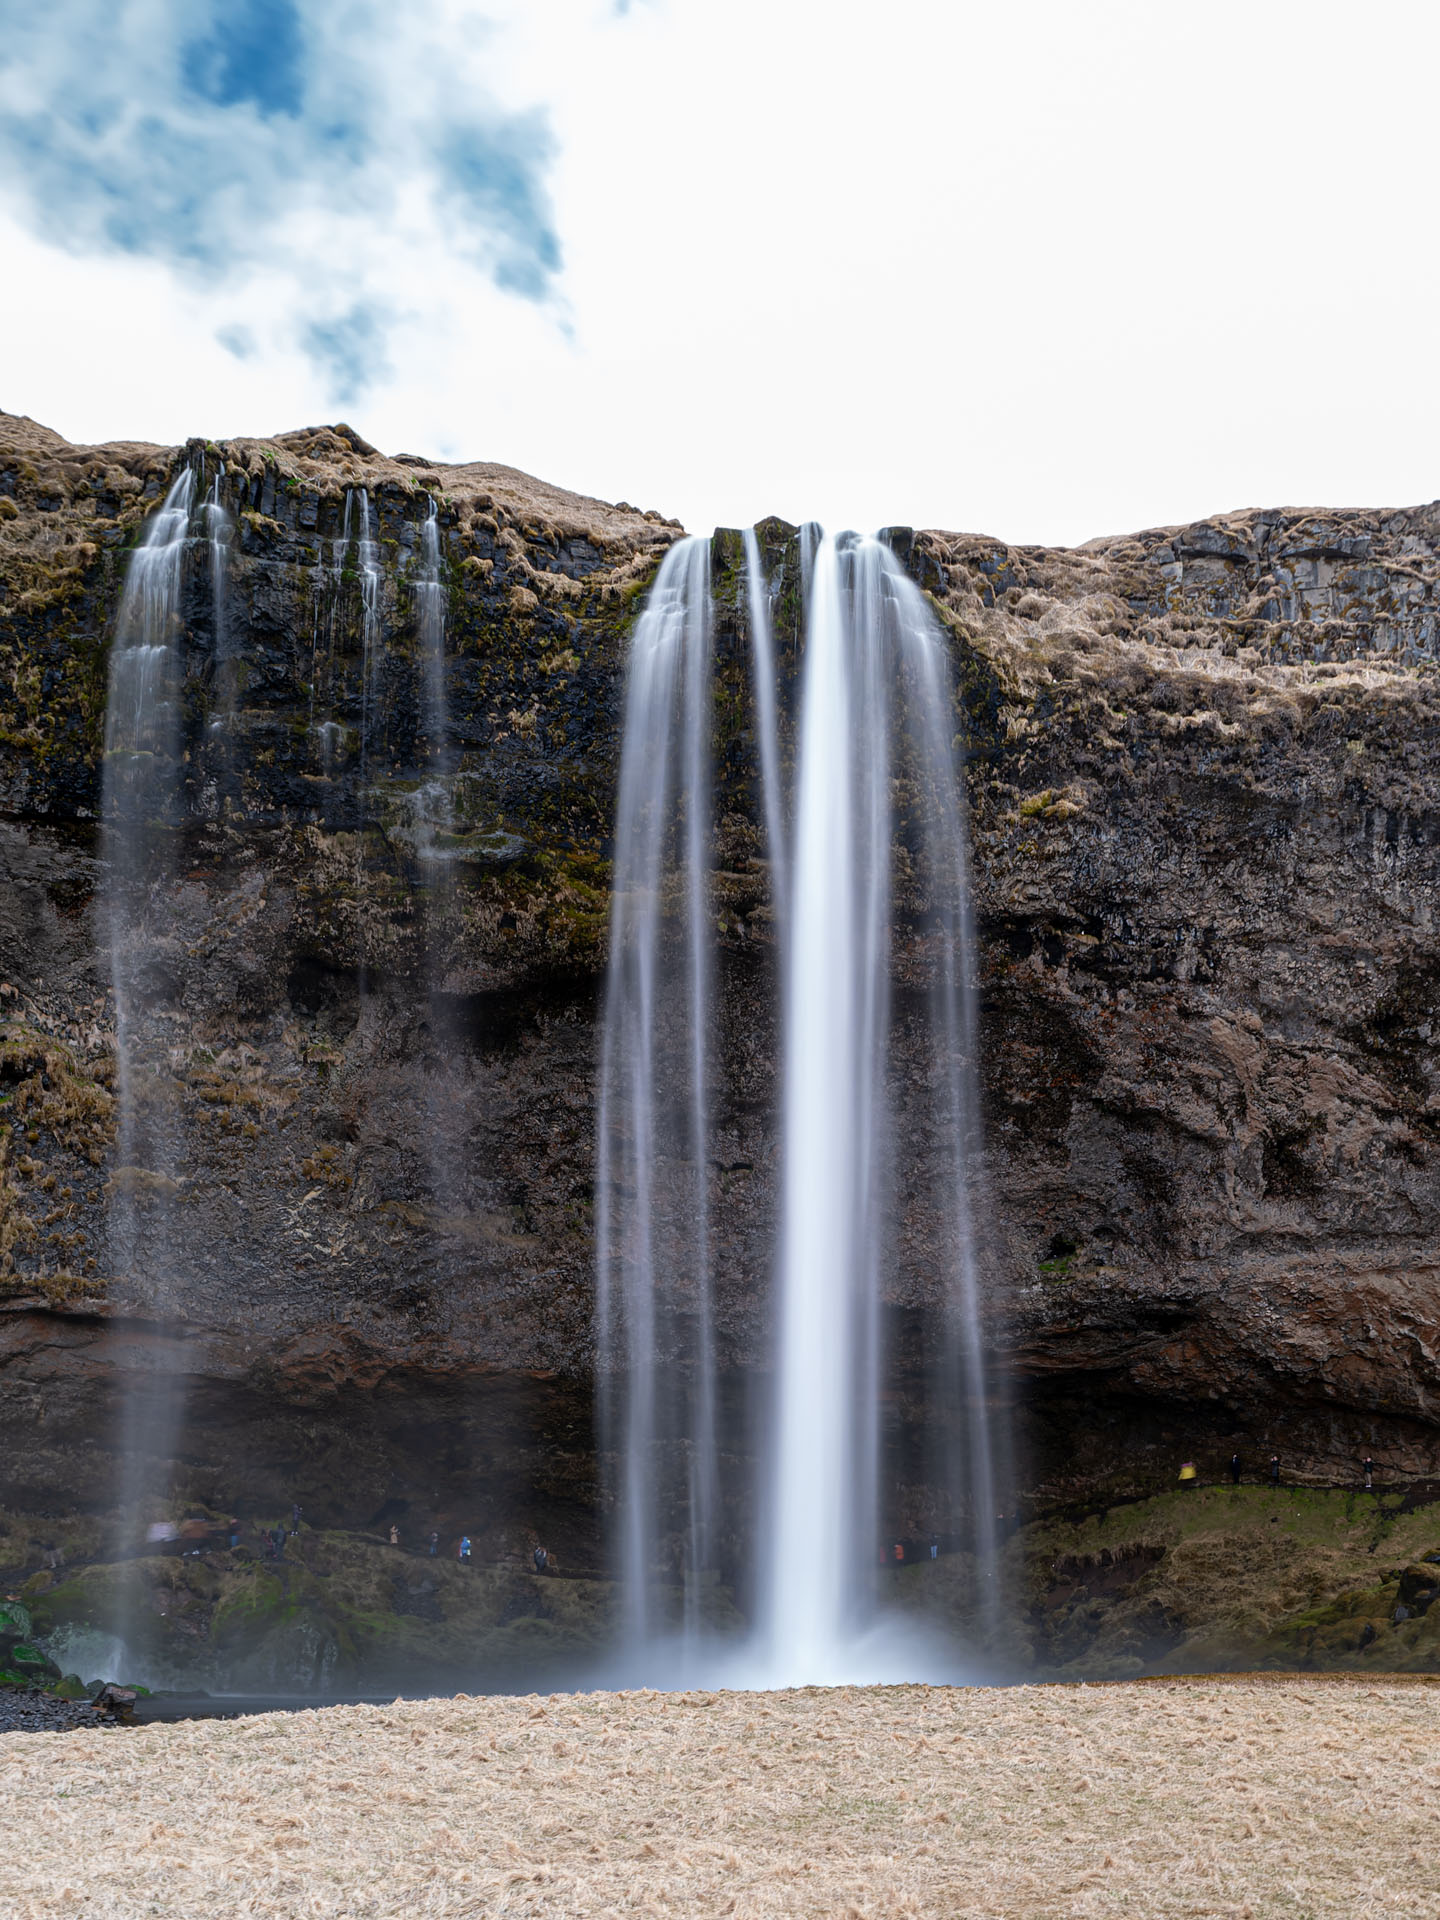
[384,1523,552,1574]
[1180,1454,1381,1489]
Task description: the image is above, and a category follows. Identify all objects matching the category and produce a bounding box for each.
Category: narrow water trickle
[409,499,462,1221]
[417,497,448,768]
[596,535,717,1656]
[102,467,197,1571]
[741,529,787,920]
[357,488,383,770]
[203,476,235,742]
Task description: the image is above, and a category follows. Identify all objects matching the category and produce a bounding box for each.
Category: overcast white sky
[1,0,1434,543]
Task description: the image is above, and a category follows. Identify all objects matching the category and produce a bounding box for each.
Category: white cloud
[3,0,1437,543]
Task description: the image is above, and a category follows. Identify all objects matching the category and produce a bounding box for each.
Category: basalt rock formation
[1,408,1437,1681]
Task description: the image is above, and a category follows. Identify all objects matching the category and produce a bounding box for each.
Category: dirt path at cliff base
[3,1677,1437,1916]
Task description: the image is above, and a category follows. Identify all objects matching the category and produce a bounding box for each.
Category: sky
[0,0,1436,544]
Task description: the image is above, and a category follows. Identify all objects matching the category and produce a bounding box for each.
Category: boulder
[1397,1566,1440,1613]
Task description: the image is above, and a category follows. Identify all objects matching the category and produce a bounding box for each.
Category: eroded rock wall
[1,411,1438,1577]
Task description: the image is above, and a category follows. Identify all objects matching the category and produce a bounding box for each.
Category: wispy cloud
[0,0,562,398]
[301,303,393,406]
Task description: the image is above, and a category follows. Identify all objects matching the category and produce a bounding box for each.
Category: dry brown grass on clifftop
[2,1678,1437,1916]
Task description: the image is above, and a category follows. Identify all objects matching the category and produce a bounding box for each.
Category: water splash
[596,535,717,1651]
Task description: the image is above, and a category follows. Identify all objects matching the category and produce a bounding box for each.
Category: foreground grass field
[2,1678,1437,1916]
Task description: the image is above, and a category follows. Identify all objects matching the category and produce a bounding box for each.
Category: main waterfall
[600,523,1002,1684]
[761,530,998,1681]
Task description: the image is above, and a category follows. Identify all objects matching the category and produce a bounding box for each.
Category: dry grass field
[2,1677,1437,1917]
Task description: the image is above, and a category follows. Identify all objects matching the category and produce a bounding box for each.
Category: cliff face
[1,411,1438,1654]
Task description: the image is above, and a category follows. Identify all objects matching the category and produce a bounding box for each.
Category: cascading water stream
[762,532,894,1680]
[903,621,1004,1635]
[105,469,196,1248]
[203,476,235,748]
[408,498,463,1221]
[102,467,197,1597]
[761,531,1001,1679]
[596,535,717,1656]
[309,495,354,755]
[417,497,448,768]
[357,488,382,770]
[600,522,1002,1685]
[741,529,787,920]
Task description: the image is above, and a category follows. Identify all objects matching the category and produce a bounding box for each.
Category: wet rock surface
[2,410,1439,1675]
[0,1685,107,1734]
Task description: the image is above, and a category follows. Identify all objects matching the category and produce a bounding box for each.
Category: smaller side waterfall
[104,470,196,795]
[102,467,198,1585]
[357,488,383,767]
[105,466,197,1208]
[741,529,787,920]
[416,497,448,766]
[596,535,717,1655]
[408,498,464,1222]
[203,476,235,736]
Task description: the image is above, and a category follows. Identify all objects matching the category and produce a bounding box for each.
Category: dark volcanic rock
[1,410,1438,1643]
[0,1685,104,1734]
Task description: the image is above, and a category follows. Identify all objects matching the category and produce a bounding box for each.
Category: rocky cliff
[1,408,1437,1682]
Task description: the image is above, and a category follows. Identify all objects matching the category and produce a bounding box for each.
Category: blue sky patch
[180,0,306,119]
[301,305,391,405]
[0,2,563,398]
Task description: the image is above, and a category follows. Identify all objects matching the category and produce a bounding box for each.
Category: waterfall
[599,522,1000,1685]
[104,466,196,1234]
[416,497,448,766]
[409,497,462,1223]
[203,475,235,737]
[102,466,196,1569]
[759,530,998,1679]
[903,607,1004,1637]
[357,488,382,769]
[762,531,892,1678]
[596,535,716,1653]
[741,530,787,919]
